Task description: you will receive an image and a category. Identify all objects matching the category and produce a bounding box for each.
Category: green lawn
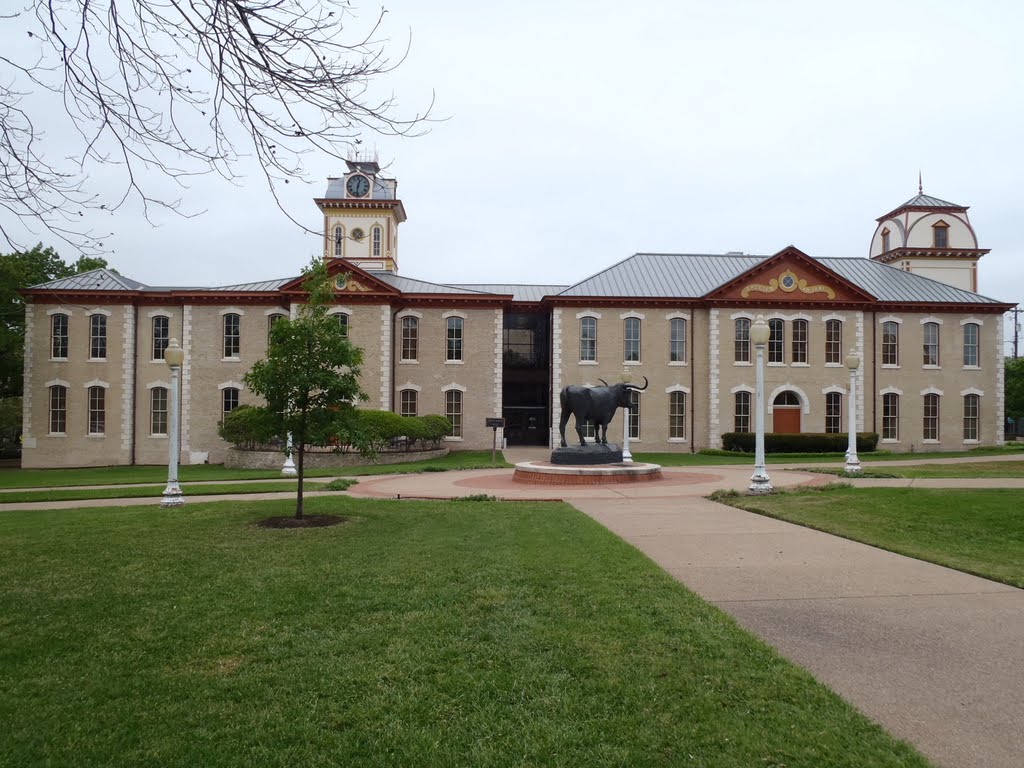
[0,451,509,489]
[0,480,339,504]
[0,498,930,767]
[799,461,1024,479]
[720,487,1024,588]
[637,444,1024,467]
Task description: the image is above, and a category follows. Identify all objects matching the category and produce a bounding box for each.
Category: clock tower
[315,156,407,274]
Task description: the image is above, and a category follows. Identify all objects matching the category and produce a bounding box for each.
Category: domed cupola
[869,176,989,292]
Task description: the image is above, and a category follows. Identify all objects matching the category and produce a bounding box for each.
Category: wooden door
[773,408,801,434]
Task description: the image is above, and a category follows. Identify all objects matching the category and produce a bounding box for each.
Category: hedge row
[721,432,879,453]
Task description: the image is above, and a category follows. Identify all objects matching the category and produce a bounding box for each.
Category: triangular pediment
[707,247,876,303]
[278,258,400,298]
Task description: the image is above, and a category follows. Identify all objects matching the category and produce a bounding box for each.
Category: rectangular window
[882,321,899,366]
[222,387,239,417]
[963,323,979,367]
[624,317,641,363]
[669,391,686,439]
[579,317,597,362]
[51,314,69,358]
[399,389,417,418]
[768,318,784,363]
[151,387,168,435]
[923,322,940,366]
[923,393,939,440]
[49,385,67,434]
[223,313,241,358]
[734,391,751,432]
[372,226,382,257]
[963,394,979,441]
[734,318,750,363]
[446,317,463,361]
[792,319,808,364]
[825,319,842,364]
[88,386,105,435]
[627,391,640,439]
[89,314,107,359]
[825,392,841,433]
[267,313,285,346]
[669,318,687,363]
[335,313,349,339]
[882,393,899,440]
[934,225,949,248]
[401,316,418,361]
[445,390,463,437]
[152,316,169,360]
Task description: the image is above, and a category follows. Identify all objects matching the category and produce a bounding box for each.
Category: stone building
[19,161,1013,467]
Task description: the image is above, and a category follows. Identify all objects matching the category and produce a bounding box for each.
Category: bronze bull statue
[558,377,648,447]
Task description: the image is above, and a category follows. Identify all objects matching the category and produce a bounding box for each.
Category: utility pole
[1013,306,1021,359]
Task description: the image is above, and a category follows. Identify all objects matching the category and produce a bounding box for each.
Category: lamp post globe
[160,338,185,507]
[844,351,862,475]
[748,315,773,494]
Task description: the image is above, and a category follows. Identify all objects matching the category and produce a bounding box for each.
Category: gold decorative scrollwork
[740,270,835,300]
[797,281,835,299]
[740,278,779,298]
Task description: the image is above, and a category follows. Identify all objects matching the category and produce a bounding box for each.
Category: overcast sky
[4,0,1022,348]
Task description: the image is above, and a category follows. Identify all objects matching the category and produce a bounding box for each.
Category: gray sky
[4,0,1022,347]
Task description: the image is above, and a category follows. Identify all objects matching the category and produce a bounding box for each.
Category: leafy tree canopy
[1006,357,1024,423]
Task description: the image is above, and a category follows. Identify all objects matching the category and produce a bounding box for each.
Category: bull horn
[625,376,649,391]
[597,378,609,387]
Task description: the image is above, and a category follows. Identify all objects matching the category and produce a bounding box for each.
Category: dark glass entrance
[502,311,550,445]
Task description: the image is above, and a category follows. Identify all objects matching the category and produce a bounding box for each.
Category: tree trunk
[295,443,304,519]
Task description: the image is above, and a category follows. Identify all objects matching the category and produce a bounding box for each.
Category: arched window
[152,316,170,360]
[151,387,168,435]
[372,225,382,257]
[336,312,349,339]
[222,387,240,417]
[48,385,67,434]
[963,394,980,441]
[768,319,784,363]
[734,318,750,363]
[963,323,979,367]
[923,393,940,440]
[882,393,899,440]
[881,228,891,252]
[89,314,107,359]
[87,386,105,435]
[825,392,841,433]
[792,319,808,363]
[882,321,899,366]
[445,389,463,437]
[51,313,69,359]
[773,391,800,406]
[627,390,641,439]
[734,391,751,432]
[399,388,418,417]
[933,221,949,248]
[267,313,286,346]
[223,313,241,358]
[446,317,463,361]
[579,317,597,362]
[334,225,343,256]
[401,316,418,361]
[825,319,842,364]
[669,391,686,439]
[669,318,686,363]
[923,322,940,366]
[623,317,641,363]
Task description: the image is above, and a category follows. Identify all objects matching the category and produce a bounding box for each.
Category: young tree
[0,245,109,397]
[244,260,366,519]
[1006,357,1024,431]
[1,1,430,255]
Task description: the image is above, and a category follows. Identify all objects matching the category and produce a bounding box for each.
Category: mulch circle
[256,514,347,529]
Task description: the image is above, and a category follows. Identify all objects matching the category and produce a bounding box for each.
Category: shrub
[420,414,453,448]
[356,410,408,452]
[218,405,280,450]
[721,432,879,453]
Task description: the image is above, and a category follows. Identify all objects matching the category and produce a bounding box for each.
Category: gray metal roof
[30,268,148,292]
[453,284,568,302]
[557,253,769,298]
[893,193,964,210]
[370,273,494,295]
[206,278,294,292]
[818,258,1003,304]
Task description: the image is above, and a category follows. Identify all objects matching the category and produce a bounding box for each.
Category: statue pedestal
[550,443,623,465]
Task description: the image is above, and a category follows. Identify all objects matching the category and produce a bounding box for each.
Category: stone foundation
[224,447,449,470]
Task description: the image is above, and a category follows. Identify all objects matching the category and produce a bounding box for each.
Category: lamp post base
[844,454,862,474]
[747,471,773,495]
[281,454,298,477]
[160,482,184,508]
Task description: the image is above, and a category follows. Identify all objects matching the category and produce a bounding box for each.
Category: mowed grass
[636,443,1024,467]
[0,480,338,504]
[721,487,1024,588]
[0,451,509,489]
[0,498,930,767]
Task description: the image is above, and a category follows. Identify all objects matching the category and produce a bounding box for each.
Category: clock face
[346,174,370,197]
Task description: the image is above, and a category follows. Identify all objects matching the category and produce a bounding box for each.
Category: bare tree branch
[0,1,432,255]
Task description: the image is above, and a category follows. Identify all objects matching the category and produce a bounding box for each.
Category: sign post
[485,417,505,463]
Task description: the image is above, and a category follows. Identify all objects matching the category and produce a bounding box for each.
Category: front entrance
[772,391,802,433]
[501,312,550,446]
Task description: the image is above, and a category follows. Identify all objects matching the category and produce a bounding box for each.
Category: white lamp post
[160,338,185,507]
[748,315,773,494]
[845,350,862,474]
[281,433,297,476]
[621,367,633,463]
